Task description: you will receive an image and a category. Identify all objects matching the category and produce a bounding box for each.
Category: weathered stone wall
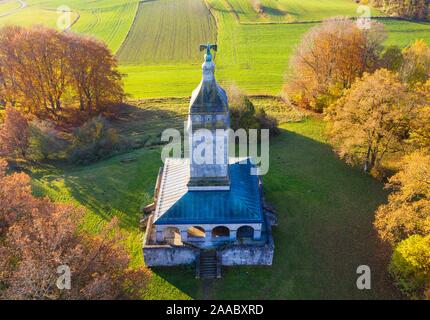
[219,212,275,266]
[143,245,198,267]
[218,244,274,266]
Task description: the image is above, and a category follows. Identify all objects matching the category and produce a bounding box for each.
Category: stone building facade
[142,45,275,275]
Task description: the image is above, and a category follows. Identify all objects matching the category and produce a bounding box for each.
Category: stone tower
[187,44,230,191]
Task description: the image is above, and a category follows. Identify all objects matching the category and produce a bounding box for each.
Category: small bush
[227,85,258,131]
[226,84,279,135]
[255,108,280,136]
[69,116,129,165]
[389,234,430,299]
[28,119,68,161]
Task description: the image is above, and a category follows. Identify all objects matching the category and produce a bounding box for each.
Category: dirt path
[0,0,27,18]
[201,279,214,300]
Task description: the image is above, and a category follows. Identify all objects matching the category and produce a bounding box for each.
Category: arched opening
[162,227,182,245]
[212,226,230,238]
[237,226,254,239]
[187,226,205,238]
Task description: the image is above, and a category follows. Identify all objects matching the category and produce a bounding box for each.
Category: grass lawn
[26,99,399,299]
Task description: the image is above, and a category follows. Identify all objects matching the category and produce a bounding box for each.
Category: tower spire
[187,44,230,190]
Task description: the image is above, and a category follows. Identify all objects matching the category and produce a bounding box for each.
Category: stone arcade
[143,45,275,278]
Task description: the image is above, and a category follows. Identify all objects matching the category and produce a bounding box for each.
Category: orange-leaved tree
[0,159,149,299]
[374,151,430,245]
[325,69,420,173]
[0,107,29,159]
[284,17,386,112]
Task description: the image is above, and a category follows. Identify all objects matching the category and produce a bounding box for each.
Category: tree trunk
[364,145,372,172]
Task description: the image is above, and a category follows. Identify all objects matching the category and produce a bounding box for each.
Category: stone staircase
[196,250,220,279]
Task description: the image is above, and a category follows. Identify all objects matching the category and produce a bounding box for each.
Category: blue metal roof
[153,158,263,225]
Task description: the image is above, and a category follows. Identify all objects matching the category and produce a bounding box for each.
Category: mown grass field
[121,0,430,97]
[0,0,139,52]
[27,98,399,299]
[226,0,383,24]
[117,0,217,64]
[0,0,22,15]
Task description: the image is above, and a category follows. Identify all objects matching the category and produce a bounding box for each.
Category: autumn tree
[0,26,68,115]
[0,107,30,159]
[409,80,430,149]
[400,39,430,85]
[64,33,124,114]
[371,0,429,20]
[374,152,430,245]
[325,69,419,173]
[0,159,34,232]
[0,25,124,120]
[0,159,149,299]
[285,17,386,111]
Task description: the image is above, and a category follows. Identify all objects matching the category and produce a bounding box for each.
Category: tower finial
[199,43,217,62]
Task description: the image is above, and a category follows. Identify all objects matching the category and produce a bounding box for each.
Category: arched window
[237,226,254,239]
[162,227,181,245]
[187,226,205,238]
[212,226,230,238]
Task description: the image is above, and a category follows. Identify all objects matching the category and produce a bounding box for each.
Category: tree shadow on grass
[32,103,189,231]
[150,127,401,299]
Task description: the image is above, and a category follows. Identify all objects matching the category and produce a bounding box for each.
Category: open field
[1,0,430,97]
[117,0,217,64]
[121,0,430,97]
[225,0,383,24]
[25,98,399,299]
[0,0,23,16]
[0,0,139,52]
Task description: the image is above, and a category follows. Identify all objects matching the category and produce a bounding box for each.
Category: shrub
[69,116,129,165]
[0,107,29,159]
[389,234,430,299]
[226,84,279,135]
[28,119,68,161]
[227,85,258,131]
[255,108,280,136]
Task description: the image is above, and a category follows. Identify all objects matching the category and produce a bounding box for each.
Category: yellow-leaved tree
[325,69,420,174]
[374,151,430,245]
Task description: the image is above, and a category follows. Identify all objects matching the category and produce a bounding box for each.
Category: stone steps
[197,250,220,279]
